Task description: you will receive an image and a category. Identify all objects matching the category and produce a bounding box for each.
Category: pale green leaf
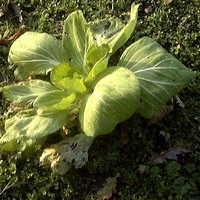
[33,90,76,115]
[51,64,87,93]
[88,3,139,54]
[84,44,110,86]
[84,56,109,87]
[86,43,110,72]
[3,80,56,103]
[9,32,68,80]
[50,63,75,89]
[119,37,195,118]
[88,18,124,46]
[62,10,94,75]
[0,139,20,152]
[0,111,68,146]
[56,77,87,94]
[79,67,140,137]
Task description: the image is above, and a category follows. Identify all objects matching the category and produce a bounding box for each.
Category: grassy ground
[0,0,199,199]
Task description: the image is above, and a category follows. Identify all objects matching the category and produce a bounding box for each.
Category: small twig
[0,180,14,195]
[0,180,31,195]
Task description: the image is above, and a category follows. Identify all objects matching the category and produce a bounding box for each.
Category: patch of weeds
[133,0,200,70]
[166,161,181,178]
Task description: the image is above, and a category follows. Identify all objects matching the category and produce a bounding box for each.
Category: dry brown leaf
[0,1,9,17]
[9,0,23,22]
[0,25,24,45]
[173,95,185,108]
[97,173,120,200]
[40,134,93,175]
[148,105,174,126]
[150,147,191,164]
[0,0,23,22]
[138,164,147,175]
[144,6,153,14]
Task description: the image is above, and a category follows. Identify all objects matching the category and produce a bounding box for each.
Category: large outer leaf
[62,10,94,75]
[119,37,195,118]
[8,32,68,80]
[79,67,140,137]
[0,111,68,148]
[3,80,56,103]
[88,3,139,54]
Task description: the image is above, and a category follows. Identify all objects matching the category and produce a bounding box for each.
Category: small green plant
[0,3,194,174]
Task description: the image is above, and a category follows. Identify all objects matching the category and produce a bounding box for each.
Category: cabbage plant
[0,4,194,174]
